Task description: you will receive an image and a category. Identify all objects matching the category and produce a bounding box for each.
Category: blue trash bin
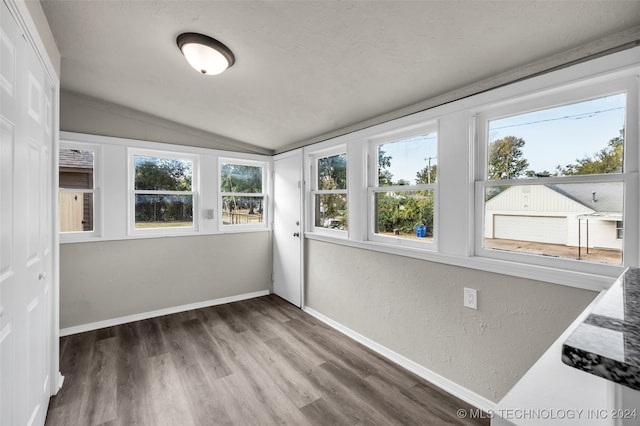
[416,225,426,238]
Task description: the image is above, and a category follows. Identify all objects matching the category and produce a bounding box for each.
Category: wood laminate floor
[46,295,490,426]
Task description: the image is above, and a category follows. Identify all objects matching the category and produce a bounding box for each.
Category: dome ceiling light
[176,32,235,76]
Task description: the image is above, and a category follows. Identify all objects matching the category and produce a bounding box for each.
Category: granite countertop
[562,267,640,391]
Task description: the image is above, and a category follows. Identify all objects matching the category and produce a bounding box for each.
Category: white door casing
[272,149,303,307]
[1,1,55,424]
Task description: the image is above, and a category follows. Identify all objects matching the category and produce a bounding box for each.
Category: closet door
[1,1,53,424]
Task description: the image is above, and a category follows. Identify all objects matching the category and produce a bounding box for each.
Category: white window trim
[473,74,639,277]
[367,122,439,250]
[307,144,349,238]
[128,147,200,237]
[58,141,102,243]
[302,48,640,291]
[218,157,269,232]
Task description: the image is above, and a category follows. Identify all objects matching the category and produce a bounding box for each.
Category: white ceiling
[41,1,640,152]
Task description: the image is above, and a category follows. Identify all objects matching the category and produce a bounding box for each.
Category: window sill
[60,228,271,244]
[304,232,620,292]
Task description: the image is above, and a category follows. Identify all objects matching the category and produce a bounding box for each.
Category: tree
[317,154,347,224]
[221,164,263,216]
[378,149,394,186]
[134,157,193,224]
[416,164,437,185]
[488,136,529,180]
[557,130,624,175]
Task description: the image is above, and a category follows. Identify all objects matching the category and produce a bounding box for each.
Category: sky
[488,93,625,174]
[380,93,625,184]
[381,134,438,184]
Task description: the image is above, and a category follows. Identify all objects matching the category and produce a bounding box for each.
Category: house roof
[548,182,623,214]
[59,149,93,169]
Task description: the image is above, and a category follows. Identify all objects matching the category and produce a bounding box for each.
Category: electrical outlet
[464,287,477,310]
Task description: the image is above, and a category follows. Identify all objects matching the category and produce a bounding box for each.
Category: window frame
[58,141,101,242]
[128,147,200,236]
[308,145,349,237]
[218,157,269,231]
[367,123,439,250]
[474,75,638,276]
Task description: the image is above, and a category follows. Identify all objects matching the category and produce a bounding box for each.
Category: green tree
[557,130,624,175]
[221,164,263,216]
[416,164,437,184]
[488,136,529,180]
[378,149,394,186]
[134,157,193,224]
[135,157,192,191]
[317,154,347,225]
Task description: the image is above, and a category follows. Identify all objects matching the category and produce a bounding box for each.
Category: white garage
[493,215,567,244]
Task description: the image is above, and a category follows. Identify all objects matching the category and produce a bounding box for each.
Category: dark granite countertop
[562,267,640,391]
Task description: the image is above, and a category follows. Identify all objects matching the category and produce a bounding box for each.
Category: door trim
[273,149,305,308]
[4,0,62,395]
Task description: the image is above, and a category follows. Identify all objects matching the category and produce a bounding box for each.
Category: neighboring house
[485,182,623,250]
[59,149,94,232]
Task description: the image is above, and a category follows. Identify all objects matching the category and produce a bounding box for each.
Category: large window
[59,143,98,236]
[476,89,629,268]
[130,150,197,232]
[369,126,437,248]
[311,150,348,232]
[219,160,266,227]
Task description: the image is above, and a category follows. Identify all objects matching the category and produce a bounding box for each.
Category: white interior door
[1,2,53,424]
[272,149,303,307]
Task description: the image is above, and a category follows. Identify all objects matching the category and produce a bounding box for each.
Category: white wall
[61,91,272,155]
[60,233,271,329]
[24,0,60,76]
[301,48,640,406]
[58,102,274,330]
[305,239,596,402]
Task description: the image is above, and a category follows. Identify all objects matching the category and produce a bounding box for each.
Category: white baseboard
[303,306,497,413]
[60,290,270,337]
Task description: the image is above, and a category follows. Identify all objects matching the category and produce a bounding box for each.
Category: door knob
[293,232,300,237]
[39,272,46,280]
[0,305,4,318]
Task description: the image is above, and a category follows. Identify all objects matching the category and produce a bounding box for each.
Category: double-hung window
[59,143,99,237]
[130,149,197,233]
[368,125,438,248]
[310,148,348,233]
[219,159,267,228]
[475,76,637,274]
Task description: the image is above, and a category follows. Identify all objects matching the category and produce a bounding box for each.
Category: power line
[491,106,624,131]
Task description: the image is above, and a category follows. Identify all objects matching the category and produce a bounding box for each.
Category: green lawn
[135,221,193,229]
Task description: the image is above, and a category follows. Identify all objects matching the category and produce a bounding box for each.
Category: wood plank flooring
[46,295,490,425]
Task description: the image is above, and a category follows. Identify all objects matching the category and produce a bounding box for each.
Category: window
[477,90,629,268]
[311,150,347,232]
[59,144,98,236]
[130,150,197,232]
[616,221,624,240]
[369,127,437,248]
[219,160,266,227]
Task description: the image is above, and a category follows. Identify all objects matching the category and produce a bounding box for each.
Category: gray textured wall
[60,91,273,155]
[60,233,271,329]
[305,239,596,402]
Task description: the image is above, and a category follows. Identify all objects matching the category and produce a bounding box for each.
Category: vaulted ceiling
[41,1,640,152]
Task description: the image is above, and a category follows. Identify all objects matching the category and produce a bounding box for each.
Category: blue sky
[488,93,625,174]
[380,93,625,183]
[381,134,437,184]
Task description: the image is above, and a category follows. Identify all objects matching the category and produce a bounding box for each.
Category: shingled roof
[59,148,93,169]
[549,182,623,214]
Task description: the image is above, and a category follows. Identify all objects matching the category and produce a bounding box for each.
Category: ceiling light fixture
[177,32,235,76]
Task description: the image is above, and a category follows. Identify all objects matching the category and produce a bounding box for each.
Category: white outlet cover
[464,287,477,309]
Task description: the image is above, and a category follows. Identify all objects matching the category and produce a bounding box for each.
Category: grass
[135,221,193,229]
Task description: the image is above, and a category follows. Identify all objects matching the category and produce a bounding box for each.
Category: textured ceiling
[41,1,640,151]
